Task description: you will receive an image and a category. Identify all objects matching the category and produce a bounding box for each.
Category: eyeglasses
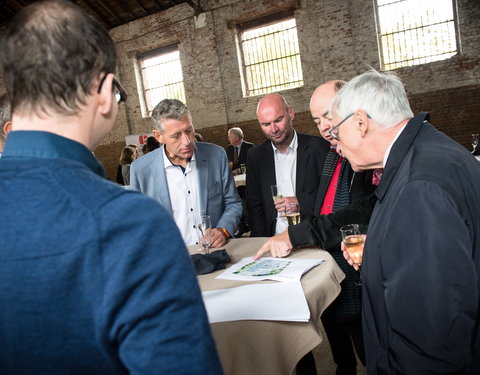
[329,113,354,141]
[97,74,128,104]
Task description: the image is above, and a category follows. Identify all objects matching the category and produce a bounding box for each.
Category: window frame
[374,0,460,71]
[235,10,304,97]
[136,44,186,118]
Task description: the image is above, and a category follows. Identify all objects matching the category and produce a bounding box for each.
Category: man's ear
[3,121,12,135]
[354,110,369,137]
[97,73,115,115]
[288,106,295,122]
[152,129,164,144]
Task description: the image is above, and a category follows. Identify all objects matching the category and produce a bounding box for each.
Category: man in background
[256,81,377,375]
[226,126,254,236]
[246,93,330,237]
[226,127,254,175]
[0,94,12,155]
[130,98,242,248]
[336,69,480,373]
[0,1,222,374]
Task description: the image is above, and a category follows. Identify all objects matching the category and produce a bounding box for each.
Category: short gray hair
[151,98,192,132]
[0,94,12,128]
[332,69,413,128]
[228,127,243,139]
[0,94,12,152]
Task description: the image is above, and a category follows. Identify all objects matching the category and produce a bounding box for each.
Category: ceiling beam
[129,0,149,16]
[76,0,112,26]
[185,0,203,16]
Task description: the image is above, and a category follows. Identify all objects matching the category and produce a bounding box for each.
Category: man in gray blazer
[130,99,242,248]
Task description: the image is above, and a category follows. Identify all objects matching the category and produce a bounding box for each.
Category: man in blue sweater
[0,1,222,374]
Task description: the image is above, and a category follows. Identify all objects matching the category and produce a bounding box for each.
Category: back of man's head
[0,0,117,117]
[332,69,413,128]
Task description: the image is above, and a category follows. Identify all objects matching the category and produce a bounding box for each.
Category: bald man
[246,93,330,237]
[256,81,377,375]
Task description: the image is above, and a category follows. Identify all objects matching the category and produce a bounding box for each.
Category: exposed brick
[1,0,478,182]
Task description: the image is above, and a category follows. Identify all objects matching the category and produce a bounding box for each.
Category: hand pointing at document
[253,230,294,260]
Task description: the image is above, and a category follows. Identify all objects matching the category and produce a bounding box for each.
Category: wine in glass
[472,133,479,152]
[340,224,364,286]
[286,203,301,226]
[270,185,282,203]
[197,215,212,254]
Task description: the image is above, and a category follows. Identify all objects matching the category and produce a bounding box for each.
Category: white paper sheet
[202,281,310,323]
[215,256,325,282]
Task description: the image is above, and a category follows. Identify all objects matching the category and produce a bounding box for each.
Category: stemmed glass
[270,185,282,203]
[340,224,364,286]
[197,215,212,254]
[271,185,286,220]
[286,203,301,226]
[472,134,479,152]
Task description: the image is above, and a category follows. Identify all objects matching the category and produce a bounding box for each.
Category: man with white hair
[333,69,480,374]
[226,127,254,175]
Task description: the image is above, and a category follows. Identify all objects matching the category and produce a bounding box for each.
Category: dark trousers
[321,310,365,374]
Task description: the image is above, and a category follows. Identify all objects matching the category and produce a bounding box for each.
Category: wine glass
[340,224,364,286]
[270,185,282,203]
[197,215,212,254]
[285,203,301,226]
[472,134,479,152]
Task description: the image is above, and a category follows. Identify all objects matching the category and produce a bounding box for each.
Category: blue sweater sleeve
[98,192,223,375]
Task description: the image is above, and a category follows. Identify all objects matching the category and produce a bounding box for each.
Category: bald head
[256,93,295,152]
[310,80,345,145]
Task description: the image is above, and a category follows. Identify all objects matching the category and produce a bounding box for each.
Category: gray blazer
[130,142,242,236]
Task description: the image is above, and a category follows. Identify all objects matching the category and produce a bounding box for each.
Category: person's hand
[232,168,241,176]
[210,228,228,248]
[341,234,367,271]
[274,196,299,215]
[253,230,293,260]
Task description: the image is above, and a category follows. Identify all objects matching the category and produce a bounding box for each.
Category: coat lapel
[196,145,209,215]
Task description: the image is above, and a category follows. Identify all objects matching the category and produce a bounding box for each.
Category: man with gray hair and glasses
[130,98,242,248]
[333,69,480,374]
[0,1,222,374]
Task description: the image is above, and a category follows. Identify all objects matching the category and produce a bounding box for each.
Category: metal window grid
[139,49,186,115]
[376,0,458,70]
[239,18,304,97]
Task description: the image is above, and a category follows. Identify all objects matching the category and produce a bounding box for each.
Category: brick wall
[1,0,479,181]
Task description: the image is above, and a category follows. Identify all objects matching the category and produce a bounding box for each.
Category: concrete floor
[311,323,367,375]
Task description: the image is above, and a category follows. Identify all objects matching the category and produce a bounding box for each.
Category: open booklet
[215,256,325,282]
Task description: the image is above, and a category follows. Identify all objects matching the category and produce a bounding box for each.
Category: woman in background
[119,146,137,185]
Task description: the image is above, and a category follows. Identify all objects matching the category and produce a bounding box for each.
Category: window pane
[139,49,186,116]
[239,18,304,96]
[376,0,457,70]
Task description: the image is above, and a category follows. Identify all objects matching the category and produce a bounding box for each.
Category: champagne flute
[270,185,282,203]
[197,215,212,254]
[340,224,364,286]
[472,134,479,152]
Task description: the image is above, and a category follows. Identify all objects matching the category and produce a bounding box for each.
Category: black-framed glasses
[97,74,128,104]
[329,113,354,141]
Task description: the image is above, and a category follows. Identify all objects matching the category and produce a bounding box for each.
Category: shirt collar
[383,123,408,167]
[163,145,196,170]
[271,131,298,153]
[2,130,104,177]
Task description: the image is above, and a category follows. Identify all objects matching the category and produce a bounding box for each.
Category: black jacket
[246,133,330,237]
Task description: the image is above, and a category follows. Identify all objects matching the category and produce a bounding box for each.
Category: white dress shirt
[272,131,298,234]
[163,150,201,246]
